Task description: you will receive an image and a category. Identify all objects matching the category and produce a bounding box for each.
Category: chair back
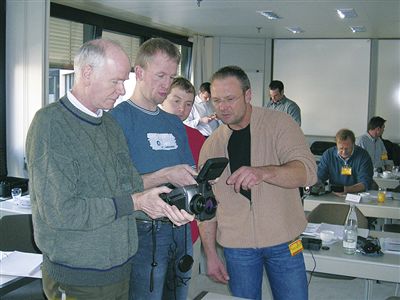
[0,214,41,253]
[307,203,369,229]
[310,141,336,156]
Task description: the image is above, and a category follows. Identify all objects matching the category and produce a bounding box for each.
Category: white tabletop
[303,192,400,219]
[303,231,400,283]
[0,199,32,217]
[0,250,40,295]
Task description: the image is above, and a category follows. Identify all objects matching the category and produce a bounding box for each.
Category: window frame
[0,0,6,176]
[49,3,193,103]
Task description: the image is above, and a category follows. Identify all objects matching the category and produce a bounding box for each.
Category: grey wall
[213,37,272,108]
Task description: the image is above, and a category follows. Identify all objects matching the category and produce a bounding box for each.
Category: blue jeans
[224,242,308,300]
[129,221,192,300]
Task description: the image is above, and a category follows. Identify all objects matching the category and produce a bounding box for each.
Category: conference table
[2,198,399,299]
[303,230,400,300]
[303,192,400,220]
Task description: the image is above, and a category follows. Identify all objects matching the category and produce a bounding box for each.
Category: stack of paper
[380,238,400,255]
[302,223,321,237]
[0,251,42,278]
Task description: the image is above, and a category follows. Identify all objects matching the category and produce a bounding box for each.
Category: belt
[136,218,172,225]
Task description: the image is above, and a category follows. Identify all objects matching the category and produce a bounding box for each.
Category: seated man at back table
[317,128,374,196]
[356,116,388,170]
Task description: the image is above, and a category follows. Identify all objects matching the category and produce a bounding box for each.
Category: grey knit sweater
[26,96,143,286]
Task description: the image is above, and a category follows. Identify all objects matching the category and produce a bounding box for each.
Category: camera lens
[189,194,206,214]
[204,196,217,215]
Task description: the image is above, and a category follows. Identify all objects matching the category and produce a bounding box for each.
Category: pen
[28,263,42,275]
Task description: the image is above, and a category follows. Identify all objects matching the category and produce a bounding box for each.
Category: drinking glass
[393,166,399,176]
[11,187,22,203]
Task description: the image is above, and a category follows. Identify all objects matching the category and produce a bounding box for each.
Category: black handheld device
[160,157,229,221]
[302,237,322,251]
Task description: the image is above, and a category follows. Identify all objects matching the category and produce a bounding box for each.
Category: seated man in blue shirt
[317,128,373,196]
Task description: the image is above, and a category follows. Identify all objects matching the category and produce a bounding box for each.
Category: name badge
[341,166,352,176]
[289,239,303,256]
[381,152,388,161]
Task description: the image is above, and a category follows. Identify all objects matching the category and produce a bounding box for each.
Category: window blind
[102,30,140,68]
[49,17,83,69]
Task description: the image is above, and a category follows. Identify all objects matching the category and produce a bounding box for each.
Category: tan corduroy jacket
[199,106,317,248]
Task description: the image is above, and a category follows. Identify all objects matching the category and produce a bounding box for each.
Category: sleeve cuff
[112,195,133,219]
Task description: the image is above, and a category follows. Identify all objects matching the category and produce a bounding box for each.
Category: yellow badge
[289,239,303,256]
[381,152,388,161]
[341,166,352,176]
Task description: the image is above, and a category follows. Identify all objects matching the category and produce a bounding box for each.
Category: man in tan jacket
[198,65,317,300]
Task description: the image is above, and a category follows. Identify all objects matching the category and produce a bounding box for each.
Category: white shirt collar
[195,95,205,104]
[67,90,103,118]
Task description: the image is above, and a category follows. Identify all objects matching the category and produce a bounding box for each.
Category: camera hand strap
[149,220,158,292]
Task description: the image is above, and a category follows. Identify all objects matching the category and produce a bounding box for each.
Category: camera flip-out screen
[197,157,229,183]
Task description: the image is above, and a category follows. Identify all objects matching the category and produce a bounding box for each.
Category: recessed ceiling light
[286,27,304,34]
[337,8,357,19]
[350,26,366,33]
[257,11,281,20]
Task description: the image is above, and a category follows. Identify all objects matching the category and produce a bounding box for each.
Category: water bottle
[343,204,358,255]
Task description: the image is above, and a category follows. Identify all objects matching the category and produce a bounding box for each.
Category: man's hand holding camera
[132,186,194,226]
[164,164,198,187]
[143,164,197,189]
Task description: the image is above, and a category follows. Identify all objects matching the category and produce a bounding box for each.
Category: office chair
[306,203,368,281]
[0,214,41,253]
[309,141,336,156]
[382,223,400,233]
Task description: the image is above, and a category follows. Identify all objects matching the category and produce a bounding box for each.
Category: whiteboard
[273,39,371,137]
[375,40,400,142]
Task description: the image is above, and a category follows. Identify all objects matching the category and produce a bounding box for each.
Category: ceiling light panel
[257,11,281,20]
[350,26,366,33]
[337,8,357,19]
[286,27,304,34]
